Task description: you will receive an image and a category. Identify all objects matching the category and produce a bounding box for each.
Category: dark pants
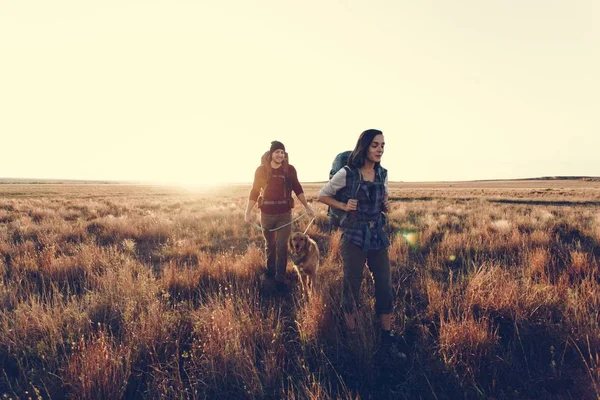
[340,234,393,314]
[261,211,292,282]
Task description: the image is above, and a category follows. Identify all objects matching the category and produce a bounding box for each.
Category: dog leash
[303,217,316,234]
[252,212,308,232]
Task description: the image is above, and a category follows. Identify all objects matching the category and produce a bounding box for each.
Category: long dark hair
[347,129,383,168]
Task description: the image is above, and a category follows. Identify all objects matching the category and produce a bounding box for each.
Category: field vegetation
[0,180,599,399]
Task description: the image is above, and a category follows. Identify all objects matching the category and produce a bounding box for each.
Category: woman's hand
[382,199,391,213]
[345,199,358,212]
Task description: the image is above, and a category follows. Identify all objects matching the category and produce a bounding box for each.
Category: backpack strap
[283,164,291,199]
[344,166,361,199]
[377,167,387,186]
[260,165,271,198]
[328,166,359,223]
[261,165,290,196]
[259,164,293,208]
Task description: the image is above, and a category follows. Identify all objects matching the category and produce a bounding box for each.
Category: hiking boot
[261,272,276,291]
[275,280,289,293]
[376,331,407,360]
[264,270,275,280]
[341,327,358,344]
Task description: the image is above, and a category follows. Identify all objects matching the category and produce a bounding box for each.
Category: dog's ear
[288,234,295,250]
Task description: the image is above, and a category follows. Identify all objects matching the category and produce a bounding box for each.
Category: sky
[1,1,598,186]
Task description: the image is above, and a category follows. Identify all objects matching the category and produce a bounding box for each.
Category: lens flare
[399,231,419,246]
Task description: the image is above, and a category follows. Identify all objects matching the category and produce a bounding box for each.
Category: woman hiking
[318,129,403,358]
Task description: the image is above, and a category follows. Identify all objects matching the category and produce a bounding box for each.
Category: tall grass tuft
[63,330,131,399]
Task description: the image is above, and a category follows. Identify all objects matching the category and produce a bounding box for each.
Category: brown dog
[288,232,320,297]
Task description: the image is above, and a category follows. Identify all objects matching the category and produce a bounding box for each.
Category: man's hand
[244,210,254,223]
[305,205,315,218]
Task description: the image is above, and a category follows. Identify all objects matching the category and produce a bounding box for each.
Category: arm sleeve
[249,166,265,201]
[385,174,389,195]
[319,168,347,197]
[289,165,304,196]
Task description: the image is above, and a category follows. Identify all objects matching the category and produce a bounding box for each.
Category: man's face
[271,149,285,164]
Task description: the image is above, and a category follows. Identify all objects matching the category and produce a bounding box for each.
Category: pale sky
[1,1,598,185]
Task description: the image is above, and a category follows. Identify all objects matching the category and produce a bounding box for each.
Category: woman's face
[271,149,286,164]
[367,134,385,163]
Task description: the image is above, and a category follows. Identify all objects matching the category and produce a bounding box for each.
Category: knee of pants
[342,275,361,312]
[276,238,288,254]
[374,286,394,314]
[264,234,276,250]
[264,242,276,258]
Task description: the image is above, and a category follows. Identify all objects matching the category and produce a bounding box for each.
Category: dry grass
[0,180,599,399]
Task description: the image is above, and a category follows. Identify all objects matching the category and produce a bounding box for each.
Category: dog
[288,232,320,297]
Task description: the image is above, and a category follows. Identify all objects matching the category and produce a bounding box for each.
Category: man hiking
[245,140,315,291]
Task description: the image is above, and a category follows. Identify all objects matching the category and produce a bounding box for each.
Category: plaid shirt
[341,167,390,251]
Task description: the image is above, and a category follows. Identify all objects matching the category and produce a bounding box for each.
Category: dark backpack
[329,151,352,181]
[327,151,362,226]
[257,151,294,209]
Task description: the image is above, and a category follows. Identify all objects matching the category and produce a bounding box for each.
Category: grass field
[0,180,599,399]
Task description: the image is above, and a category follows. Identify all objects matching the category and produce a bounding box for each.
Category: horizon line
[2,176,600,186]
